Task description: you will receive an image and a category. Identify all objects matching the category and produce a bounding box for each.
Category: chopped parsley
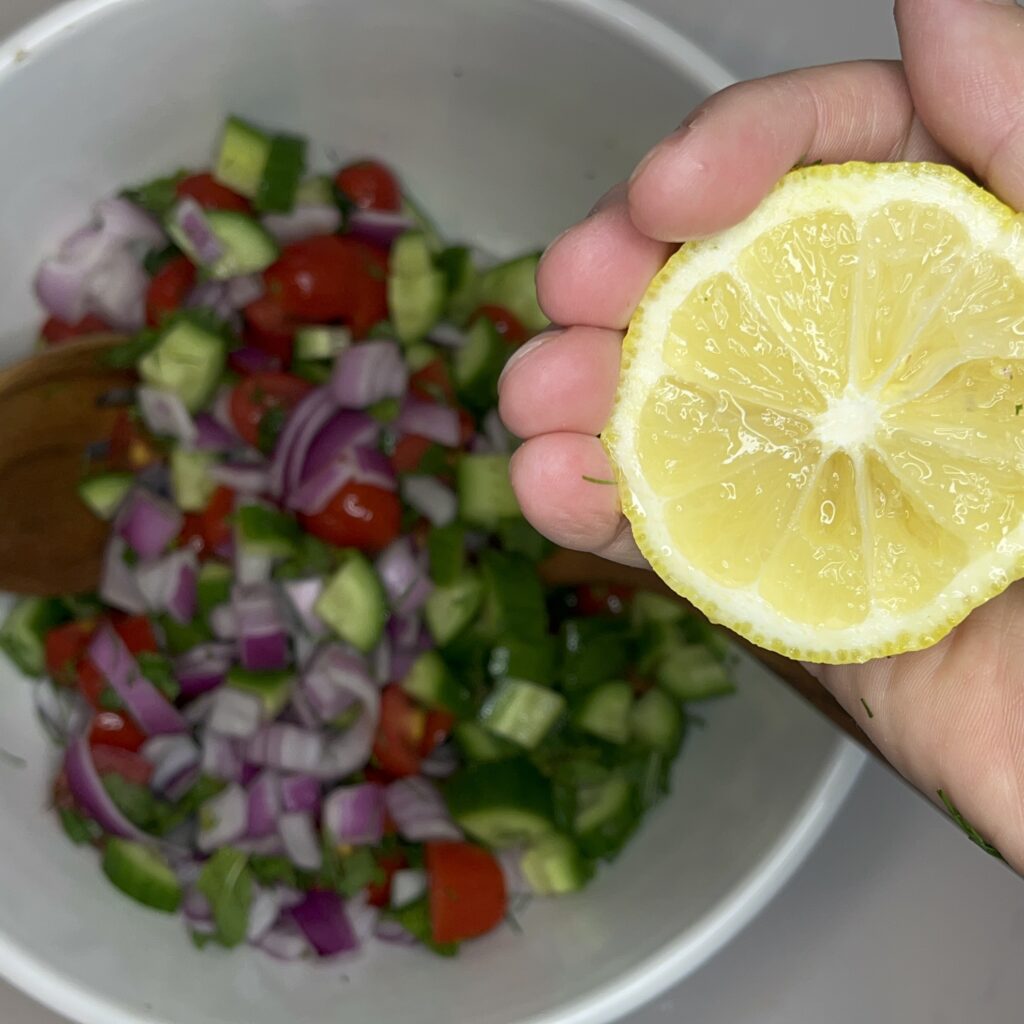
[937,789,1004,860]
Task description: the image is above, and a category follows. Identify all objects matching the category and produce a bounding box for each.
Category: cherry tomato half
[575,584,633,617]
[176,172,251,213]
[243,297,298,366]
[179,485,236,558]
[40,313,112,346]
[228,372,313,450]
[426,841,507,945]
[88,712,147,754]
[409,359,456,405]
[371,684,426,778]
[44,621,96,686]
[146,256,196,327]
[111,615,159,655]
[299,482,401,553]
[472,304,528,346]
[421,710,456,758]
[334,160,402,212]
[76,658,107,709]
[90,744,153,785]
[366,850,408,908]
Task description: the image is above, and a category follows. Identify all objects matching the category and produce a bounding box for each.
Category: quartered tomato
[179,485,235,558]
[228,372,313,449]
[44,620,96,685]
[409,359,456,405]
[389,434,433,474]
[366,850,408,908]
[90,743,153,784]
[76,658,107,709]
[111,614,159,655]
[88,713,147,754]
[472,304,528,346]
[146,256,196,327]
[176,172,251,213]
[243,297,298,365]
[334,160,402,212]
[299,482,401,553]
[263,235,388,337]
[40,313,111,346]
[372,685,426,778]
[426,841,507,944]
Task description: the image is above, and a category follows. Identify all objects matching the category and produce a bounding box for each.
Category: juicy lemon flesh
[607,163,1024,663]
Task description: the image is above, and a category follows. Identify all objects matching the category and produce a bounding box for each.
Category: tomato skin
[575,584,633,617]
[389,434,433,474]
[334,160,402,212]
[243,297,297,365]
[89,712,147,753]
[146,256,196,327]
[111,615,159,655]
[45,621,96,685]
[426,841,507,944]
[409,359,456,405]
[372,685,426,778]
[366,850,408,908]
[76,658,107,709]
[180,485,236,558]
[176,172,251,213]
[90,744,153,785]
[228,372,313,449]
[263,235,388,336]
[41,313,111,346]
[473,304,528,346]
[421,710,455,757]
[299,482,401,553]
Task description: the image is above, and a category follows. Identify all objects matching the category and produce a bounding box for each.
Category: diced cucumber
[444,758,555,848]
[138,319,227,413]
[521,834,593,895]
[453,722,518,763]
[400,192,444,252]
[78,472,134,520]
[632,591,688,627]
[102,839,182,913]
[235,504,300,558]
[205,211,279,279]
[457,454,519,527]
[170,449,215,513]
[427,523,465,586]
[437,245,478,325]
[404,342,439,373]
[657,642,735,702]
[388,232,445,344]
[575,681,633,745]
[0,597,67,677]
[315,553,387,653]
[486,636,555,685]
[573,775,639,860]
[479,551,547,640]
[226,667,294,718]
[559,617,634,692]
[401,650,474,717]
[424,569,483,646]
[496,516,551,561]
[480,679,565,749]
[476,253,546,333]
[257,132,307,213]
[630,687,684,754]
[196,563,232,618]
[294,326,352,362]
[296,175,337,207]
[214,116,306,211]
[452,316,507,414]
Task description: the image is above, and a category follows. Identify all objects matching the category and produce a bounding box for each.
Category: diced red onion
[63,737,148,841]
[420,742,459,780]
[136,548,198,624]
[376,538,433,616]
[207,687,264,739]
[268,386,338,498]
[235,550,273,587]
[385,777,462,842]
[246,770,282,839]
[116,489,183,559]
[170,197,223,266]
[390,869,427,909]
[229,346,282,376]
[389,647,419,684]
[306,668,381,782]
[209,461,271,494]
[288,445,396,515]
[200,732,245,783]
[182,885,213,925]
[483,408,514,455]
[95,197,167,249]
[184,692,216,727]
[374,917,419,946]
[226,274,265,309]
[290,891,358,958]
[428,321,468,348]
[280,774,321,814]
[282,578,327,637]
[287,686,320,729]
[86,247,148,330]
[372,638,392,686]
[143,735,201,795]
[497,848,531,898]
[263,204,342,245]
[346,208,414,249]
[137,387,197,445]
[300,410,378,483]
[233,583,289,671]
[401,475,457,527]
[388,613,422,651]
[34,680,89,745]
[197,783,248,852]
[210,603,238,640]
[279,812,322,871]
[100,537,148,615]
[330,341,408,410]
[194,413,240,452]
[247,887,283,943]
[246,724,325,774]
[88,625,187,735]
[323,783,385,846]
[173,643,234,698]
[257,919,312,961]
[396,397,460,447]
[303,646,372,721]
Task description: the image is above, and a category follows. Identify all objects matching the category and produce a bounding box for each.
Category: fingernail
[497,330,562,389]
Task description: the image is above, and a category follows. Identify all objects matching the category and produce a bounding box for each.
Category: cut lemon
[605,162,1024,664]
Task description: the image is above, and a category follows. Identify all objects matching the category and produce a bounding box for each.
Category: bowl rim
[0,2,864,1023]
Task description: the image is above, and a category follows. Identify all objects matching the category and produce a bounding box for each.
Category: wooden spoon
[0,336,874,754]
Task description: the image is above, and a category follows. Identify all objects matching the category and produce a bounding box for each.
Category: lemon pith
[605,162,1024,664]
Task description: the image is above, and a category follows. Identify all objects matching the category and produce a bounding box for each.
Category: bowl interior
[0,2,862,1023]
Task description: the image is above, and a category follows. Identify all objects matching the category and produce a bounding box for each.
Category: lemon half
[606,162,1024,664]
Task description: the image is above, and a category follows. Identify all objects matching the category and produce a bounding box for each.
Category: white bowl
[0,2,864,1022]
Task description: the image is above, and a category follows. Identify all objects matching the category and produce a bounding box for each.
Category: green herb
[158,614,214,655]
[137,652,181,702]
[189,930,216,950]
[157,775,226,836]
[273,533,341,581]
[368,397,401,423]
[383,898,459,957]
[59,807,102,845]
[98,688,125,711]
[249,855,299,889]
[937,789,1004,859]
[104,329,162,369]
[860,697,874,719]
[122,168,188,218]
[301,837,384,896]
[197,848,254,948]
[581,475,616,486]
[257,405,289,455]
[143,244,182,278]
[102,774,173,834]
[417,444,453,478]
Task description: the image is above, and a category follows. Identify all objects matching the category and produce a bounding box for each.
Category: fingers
[509,433,646,566]
[627,60,922,241]
[897,0,1024,210]
[497,325,622,439]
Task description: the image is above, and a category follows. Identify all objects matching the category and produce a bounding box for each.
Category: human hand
[499,0,1024,870]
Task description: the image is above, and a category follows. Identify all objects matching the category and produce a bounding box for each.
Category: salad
[0,116,734,960]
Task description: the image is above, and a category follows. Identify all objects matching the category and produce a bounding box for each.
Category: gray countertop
[2,1,1023,1022]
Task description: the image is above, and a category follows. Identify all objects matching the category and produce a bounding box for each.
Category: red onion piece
[136,548,198,624]
[209,462,271,495]
[194,413,240,452]
[305,665,381,781]
[116,489,183,559]
[482,408,514,455]
[197,783,248,852]
[200,732,245,783]
[207,687,264,739]
[374,917,419,946]
[385,777,462,842]
[303,645,372,721]
[34,680,89,745]
[280,774,321,814]
[376,538,433,616]
[88,625,187,736]
[420,742,459,780]
[246,724,325,774]
[279,812,323,871]
[300,410,378,483]
[288,445,396,515]
[210,603,238,640]
[246,770,282,839]
[100,537,148,615]
[170,197,223,266]
[401,475,457,527]
[182,885,213,924]
[396,397,460,447]
[346,208,414,249]
[290,891,358,958]
[233,583,289,671]
[372,637,393,686]
[95,197,167,249]
[390,869,427,909]
[88,247,148,331]
[137,387,197,445]
[64,737,149,841]
[247,887,284,943]
[172,643,234,698]
[388,612,423,651]
[257,920,312,960]
[323,783,385,846]
[268,386,338,498]
[282,579,327,637]
[229,346,282,376]
[143,735,201,795]
[263,204,342,245]
[226,274,265,309]
[497,848,531,898]
[428,321,468,348]
[330,341,408,410]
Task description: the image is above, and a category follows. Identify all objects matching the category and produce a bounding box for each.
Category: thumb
[897,0,1024,207]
